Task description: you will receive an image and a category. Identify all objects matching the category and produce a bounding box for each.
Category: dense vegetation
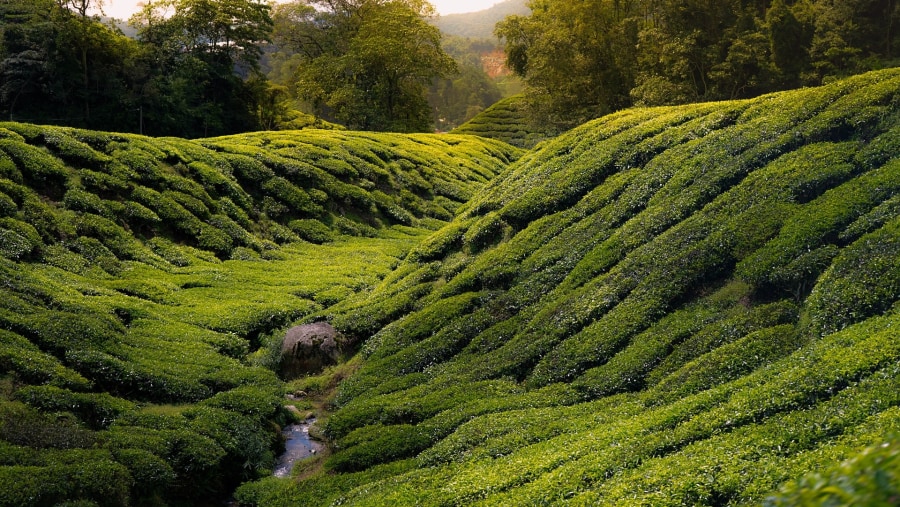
[0,0,276,137]
[0,123,519,505]
[498,0,900,130]
[233,69,900,505]
[268,0,456,132]
[0,0,470,136]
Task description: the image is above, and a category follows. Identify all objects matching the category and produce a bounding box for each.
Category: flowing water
[273,418,323,478]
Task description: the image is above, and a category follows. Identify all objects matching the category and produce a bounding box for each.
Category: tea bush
[4,69,900,506]
[451,95,554,148]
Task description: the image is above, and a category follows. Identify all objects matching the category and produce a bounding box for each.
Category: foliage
[497,0,900,130]
[0,119,515,505]
[426,35,508,131]
[765,437,900,506]
[273,0,457,132]
[451,94,553,148]
[0,0,280,137]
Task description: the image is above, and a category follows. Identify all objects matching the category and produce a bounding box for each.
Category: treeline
[0,0,275,138]
[0,0,474,137]
[498,0,900,130]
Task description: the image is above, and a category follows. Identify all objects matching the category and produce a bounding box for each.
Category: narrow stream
[273,418,323,478]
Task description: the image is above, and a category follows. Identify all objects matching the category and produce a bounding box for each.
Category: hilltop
[237,69,900,505]
[433,0,529,39]
[451,94,555,148]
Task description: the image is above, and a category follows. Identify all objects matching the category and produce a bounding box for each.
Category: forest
[498,0,900,130]
[3,0,897,137]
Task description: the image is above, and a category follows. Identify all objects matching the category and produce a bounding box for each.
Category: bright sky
[96,0,502,21]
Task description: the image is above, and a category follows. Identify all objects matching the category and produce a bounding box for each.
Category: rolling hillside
[0,126,519,505]
[451,94,554,148]
[237,69,900,505]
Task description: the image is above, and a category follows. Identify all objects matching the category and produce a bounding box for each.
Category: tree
[275,0,456,132]
[0,0,139,129]
[130,0,274,136]
[499,0,900,127]
[496,0,639,129]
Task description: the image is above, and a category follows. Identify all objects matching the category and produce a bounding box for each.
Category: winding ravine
[274,418,324,478]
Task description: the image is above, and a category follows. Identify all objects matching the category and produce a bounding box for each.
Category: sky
[95,0,503,21]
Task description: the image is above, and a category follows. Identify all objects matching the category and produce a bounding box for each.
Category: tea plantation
[2,68,900,506]
[0,125,519,505]
[451,95,554,149]
[235,69,900,506]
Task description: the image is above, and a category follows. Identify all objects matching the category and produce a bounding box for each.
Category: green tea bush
[451,95,554,148]
[271,70,900,506]
[164,189,211,219]
[199,385,281,420]
[16,385,134,430]
[288,218,335,243]
[807,215,900,336]
[0,453,130,507]
[63,188,109,217]
[0,139,69,194]
[0,224,37,260]
[76,169,129,196]
[183,406,276,480]
[43,130,110,170]
[765,437,900,506]
[0,330,89,389]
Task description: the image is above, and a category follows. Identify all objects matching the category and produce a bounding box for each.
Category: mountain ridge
[433,0,529,39]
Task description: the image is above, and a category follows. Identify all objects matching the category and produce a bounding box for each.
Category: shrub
[765,438,900,506]
[0,329,90,389]
[16,385,135,430]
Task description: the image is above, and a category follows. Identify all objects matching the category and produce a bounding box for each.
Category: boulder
[280,322,342,378]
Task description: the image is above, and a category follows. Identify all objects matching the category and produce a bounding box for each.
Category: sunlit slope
[0,126,519,506]
[243,69,900,505]
[451,95,553,148]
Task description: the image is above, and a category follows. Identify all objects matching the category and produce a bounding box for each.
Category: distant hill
[451,94,554,148]
[434,0,530,39]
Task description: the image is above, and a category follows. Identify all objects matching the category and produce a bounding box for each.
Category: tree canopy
[0,0,276,137]
[498,0,900,130]
[273,0,457,132]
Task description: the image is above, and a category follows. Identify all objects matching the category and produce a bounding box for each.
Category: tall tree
[499,0,900,128]
[0,0,139,128]
[275,0,456,132]
[496,0,639,129]
[130,0,274,137]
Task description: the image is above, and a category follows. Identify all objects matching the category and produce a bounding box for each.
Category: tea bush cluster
[452,95,554,148]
